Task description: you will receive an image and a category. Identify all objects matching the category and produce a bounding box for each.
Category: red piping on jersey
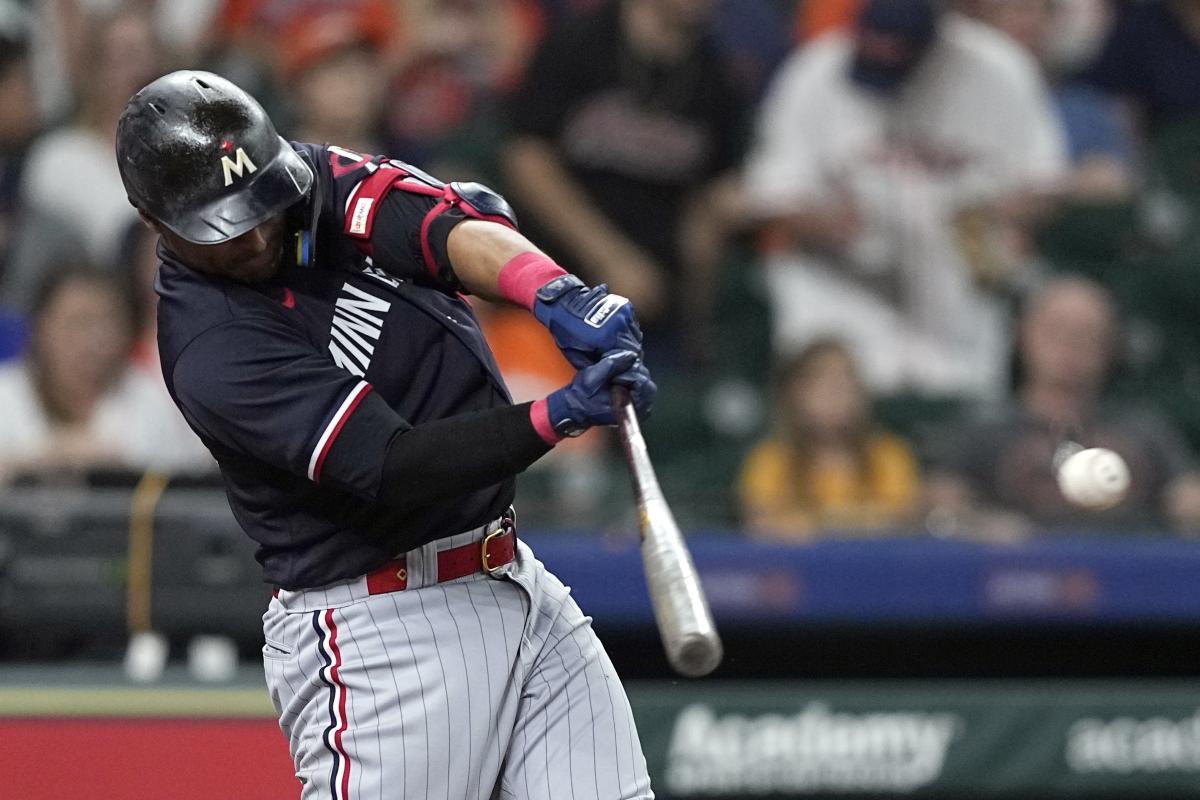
[311,383,373,482]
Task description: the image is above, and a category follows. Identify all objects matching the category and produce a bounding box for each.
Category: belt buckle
[481,513,514,575]
[481,528,505,575]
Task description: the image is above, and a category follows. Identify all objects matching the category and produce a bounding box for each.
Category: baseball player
[115,71,656,799]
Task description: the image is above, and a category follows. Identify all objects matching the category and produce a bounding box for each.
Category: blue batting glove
[546,350,656,437]
[533,275,643,368]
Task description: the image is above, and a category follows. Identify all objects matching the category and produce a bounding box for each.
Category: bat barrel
[676,634,725,678]
[614,385,724,678]
[641,525,724,677]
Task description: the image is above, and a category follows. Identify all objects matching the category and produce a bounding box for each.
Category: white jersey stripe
[307,380,371,481]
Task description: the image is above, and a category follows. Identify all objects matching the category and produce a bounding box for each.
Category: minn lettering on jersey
[328,282,391,377]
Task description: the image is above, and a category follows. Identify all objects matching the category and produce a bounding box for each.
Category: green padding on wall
[627,681,1200,798]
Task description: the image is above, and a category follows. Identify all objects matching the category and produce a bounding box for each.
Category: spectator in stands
[278,4,395,155]
[925,276,1200,538]
[534,0,789,100]
[20,0,218,125]
[19,4,164,268]
[0,268,212,484]
[0,22,33,221]
[119,221,167,382]
[745,0,1068,401]
[962,0,1134,201]
[0,23,84,315]
[1088,0,1200,134]
[739,338,921,540]
[502,0,747,360]
[381,0,539,180]
[706,0,795,102]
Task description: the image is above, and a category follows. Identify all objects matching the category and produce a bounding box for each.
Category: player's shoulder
[300,141,444,197]
[155,254,292,371]
[295,141,445,240]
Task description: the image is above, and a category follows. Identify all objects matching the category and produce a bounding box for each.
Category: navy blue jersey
[157,143,517,589]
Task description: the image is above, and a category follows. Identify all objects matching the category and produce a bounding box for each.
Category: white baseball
[1056,447,1130,510]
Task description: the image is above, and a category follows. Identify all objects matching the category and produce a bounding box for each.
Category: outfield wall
[5,668,1200,799]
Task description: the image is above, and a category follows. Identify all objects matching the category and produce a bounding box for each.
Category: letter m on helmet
[221,147,257,187]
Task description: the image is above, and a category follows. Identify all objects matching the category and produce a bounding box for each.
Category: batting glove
[533,275,643,369]
[545,350,656,438]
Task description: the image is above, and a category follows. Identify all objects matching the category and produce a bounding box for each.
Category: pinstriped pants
[262,537,653,799]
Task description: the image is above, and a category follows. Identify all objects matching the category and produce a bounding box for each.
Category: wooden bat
[612,386,723,677]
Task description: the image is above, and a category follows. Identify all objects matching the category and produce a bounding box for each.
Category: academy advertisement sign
[665,703,960,794]
[1066,709,1200,775]
[628,682,1200,798]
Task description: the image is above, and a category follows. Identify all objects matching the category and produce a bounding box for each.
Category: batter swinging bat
[613,386,723,677]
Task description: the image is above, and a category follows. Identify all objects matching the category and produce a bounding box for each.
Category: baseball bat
[612,386,723,678]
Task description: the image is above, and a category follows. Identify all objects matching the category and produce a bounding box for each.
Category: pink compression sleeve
[529,398,563,445]
[497,252,568,310]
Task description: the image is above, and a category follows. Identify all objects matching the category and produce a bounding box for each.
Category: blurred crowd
[2,0,1200,541]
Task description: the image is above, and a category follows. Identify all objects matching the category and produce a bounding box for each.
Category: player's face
[158,216,287,284]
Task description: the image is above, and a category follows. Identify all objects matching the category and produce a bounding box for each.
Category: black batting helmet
[116,70,313,244]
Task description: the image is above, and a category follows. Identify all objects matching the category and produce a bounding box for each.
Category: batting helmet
[116,70,313,245]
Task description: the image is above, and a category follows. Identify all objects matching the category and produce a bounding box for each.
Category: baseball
[1056,447,1130,510]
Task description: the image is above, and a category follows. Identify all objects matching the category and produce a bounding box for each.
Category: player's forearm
[374,402,551,514]
[446,219,558,304]
[447,217,645,379]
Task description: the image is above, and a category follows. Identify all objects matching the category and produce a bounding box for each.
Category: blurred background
[3,0,1200,797]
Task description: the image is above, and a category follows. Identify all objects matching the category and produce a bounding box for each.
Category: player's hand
[533,275,643,369]
[545,350,656,437]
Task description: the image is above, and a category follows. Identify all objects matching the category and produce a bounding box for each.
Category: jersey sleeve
[170,317,410,497]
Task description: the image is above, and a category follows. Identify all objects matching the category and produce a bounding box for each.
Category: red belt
[364,527,516,596]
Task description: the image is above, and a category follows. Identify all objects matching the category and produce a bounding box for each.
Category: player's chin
[237,249,283,284]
